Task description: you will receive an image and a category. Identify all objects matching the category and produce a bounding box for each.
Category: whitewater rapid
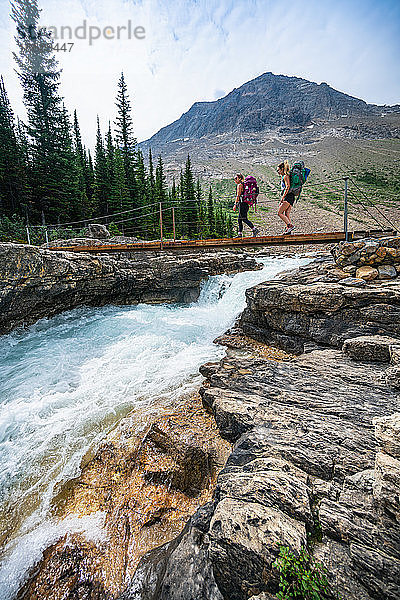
[0,254,310,598]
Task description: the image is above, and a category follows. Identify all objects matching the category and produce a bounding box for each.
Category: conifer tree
[114,72,137,202]
[135,149,148,238]
[11,0,79,222]
[170,177,178,239]
[207,186,215,237]
[86,149,95,211]
[72,110,91,214]
[57,104,85,221]
[147,149,157,236]
[0,76,26,216]
[178,169,185,237]
[94,117,109,216]
[112,148,131,235]
[155,155,170,236]
[183,155,197,238]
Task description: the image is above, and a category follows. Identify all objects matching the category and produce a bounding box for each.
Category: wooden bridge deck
[47,229,397,254]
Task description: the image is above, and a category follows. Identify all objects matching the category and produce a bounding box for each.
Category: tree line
[0,0,234,243]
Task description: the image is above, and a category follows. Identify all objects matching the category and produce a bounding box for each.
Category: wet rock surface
[123,256,400,600]
[17,395,231,600]
[0,243,260,335]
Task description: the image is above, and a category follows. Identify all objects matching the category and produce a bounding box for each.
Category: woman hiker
[277,161,295,234]
[233,173,259,237]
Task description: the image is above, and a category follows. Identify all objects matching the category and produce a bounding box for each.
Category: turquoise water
[0,255,310,598]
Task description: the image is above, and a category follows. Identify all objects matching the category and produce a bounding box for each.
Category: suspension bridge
[26,175,398,254]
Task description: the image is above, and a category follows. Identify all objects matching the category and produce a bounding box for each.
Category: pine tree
[11,0,80,222]
[112,148,131,235]
[57,104,85,222]
[170,177,178,239]
[94,117,109,216]
[155,155,170,237]
[0,76,27,216]
[207,186,215,237]
[73,110,91,216]
[105,123,117,212]
[183,155,197,238]
[86,149,95,211]
[146,149,157,237]
[114,72,137,202]
[135,149,148,238]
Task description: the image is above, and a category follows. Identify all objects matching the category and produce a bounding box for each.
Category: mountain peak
[142,71,380,147]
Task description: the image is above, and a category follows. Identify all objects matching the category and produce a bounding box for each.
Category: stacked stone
[332,236,400,281]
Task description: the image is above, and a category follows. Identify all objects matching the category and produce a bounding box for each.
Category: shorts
[282,192,295,206]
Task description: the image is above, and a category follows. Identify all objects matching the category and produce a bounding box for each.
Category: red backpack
[243,176,259,208]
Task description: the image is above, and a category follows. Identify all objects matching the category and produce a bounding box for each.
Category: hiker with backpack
[277,161,295,234]
[277,160,310,234]
[233,173,259,237]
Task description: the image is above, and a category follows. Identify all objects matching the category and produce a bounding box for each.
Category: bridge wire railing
[26,175,397,247]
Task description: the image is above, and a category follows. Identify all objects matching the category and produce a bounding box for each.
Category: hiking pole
[344,177,349,241]
[26,226,31,245]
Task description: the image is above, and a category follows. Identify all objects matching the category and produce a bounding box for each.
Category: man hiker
[233,173,259,237]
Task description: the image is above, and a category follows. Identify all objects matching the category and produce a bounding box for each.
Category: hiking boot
[252,227,259,237]
[283,225,295,235]
[233,232,243,239]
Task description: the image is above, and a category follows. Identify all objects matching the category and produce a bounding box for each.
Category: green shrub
[273,546,334,600]
[0,214,27,243]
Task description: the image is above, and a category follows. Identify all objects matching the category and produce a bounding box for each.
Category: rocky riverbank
[119,254,400,600]
[0,243,260,335]
[7,243,400,599]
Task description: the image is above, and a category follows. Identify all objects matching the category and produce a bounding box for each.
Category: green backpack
[290,161,311,196]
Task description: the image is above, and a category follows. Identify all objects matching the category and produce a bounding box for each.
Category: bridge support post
[159,203,163,250]
[172,207,176,242]
[344,177,349,241]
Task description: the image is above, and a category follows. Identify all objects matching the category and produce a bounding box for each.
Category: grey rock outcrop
[239,257,400,354]
[0,243,260,335]
[342,335,399,362]
[86,223,110,239]
[121,347,400,600]
[120,253,400,600]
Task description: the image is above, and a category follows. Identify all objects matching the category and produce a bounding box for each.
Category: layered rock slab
[0,243,260,335]
[121,257,400,600]
[239,257,400,353]
[121,347,399,600]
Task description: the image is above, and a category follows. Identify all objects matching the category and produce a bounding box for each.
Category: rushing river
[0,254,310,598]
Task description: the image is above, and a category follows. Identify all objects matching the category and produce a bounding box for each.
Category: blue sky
[0,0,399,146]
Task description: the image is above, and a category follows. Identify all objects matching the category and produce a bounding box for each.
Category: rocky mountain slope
[142,71,399,150]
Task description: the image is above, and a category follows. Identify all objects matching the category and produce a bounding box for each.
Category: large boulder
[86,223,110,239]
